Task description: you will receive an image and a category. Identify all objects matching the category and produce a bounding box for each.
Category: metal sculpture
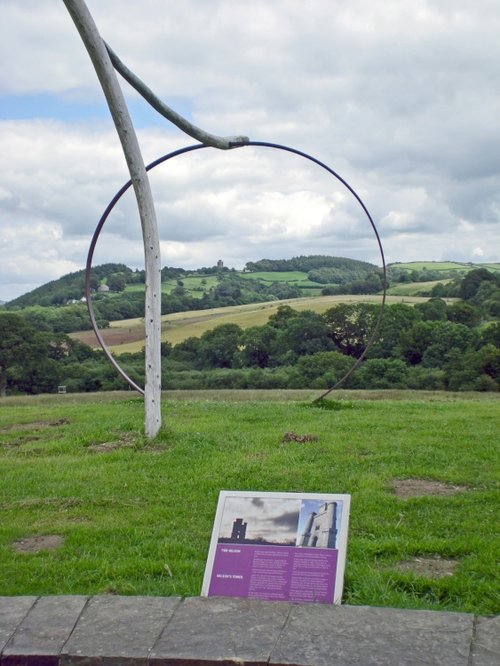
[86,142,386,400]
[64,0,385,437]
[63,0,248,437]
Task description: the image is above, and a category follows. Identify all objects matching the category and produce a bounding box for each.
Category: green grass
[238,270,313,284]
[386,280,454,296]
[391,261,500,273]
[0,390,498,614]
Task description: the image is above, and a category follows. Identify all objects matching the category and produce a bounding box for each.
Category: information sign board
[202,490,350,604]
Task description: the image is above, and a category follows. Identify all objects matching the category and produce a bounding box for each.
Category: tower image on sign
[230,518,247,542]
[300,502,338,549]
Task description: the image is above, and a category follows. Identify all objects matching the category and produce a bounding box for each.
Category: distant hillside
[5,256,499,322]
[389,260,500,275]
[6,263,134,308]
[244,255,378,274]
[5,256,381,308]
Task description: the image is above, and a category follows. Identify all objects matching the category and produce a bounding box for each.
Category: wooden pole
[63,0,161,437]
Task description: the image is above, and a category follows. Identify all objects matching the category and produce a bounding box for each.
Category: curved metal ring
[85,141,386,398]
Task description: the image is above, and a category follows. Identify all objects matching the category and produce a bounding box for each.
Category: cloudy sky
[1,0,499,301]
[218,496,300,543]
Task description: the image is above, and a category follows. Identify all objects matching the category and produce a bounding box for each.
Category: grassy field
[386,280,453,296]
[0,390,498,614]
[72,294,430,353]
[238,270,322,292]
[392,261,500,273]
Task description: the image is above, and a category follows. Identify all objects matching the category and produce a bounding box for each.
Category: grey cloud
[272,510,300,529]
[1,0,499,300]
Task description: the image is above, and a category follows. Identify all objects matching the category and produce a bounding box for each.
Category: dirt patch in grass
[392,479,469,498]
[395,556,459,578]
[2,435,42,448]
[12,535,64,553]
[0,418,70,433]
[87,433,137,453]
[282,431,319,443]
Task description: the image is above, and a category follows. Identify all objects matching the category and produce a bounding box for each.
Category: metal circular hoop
[85,141,386,399]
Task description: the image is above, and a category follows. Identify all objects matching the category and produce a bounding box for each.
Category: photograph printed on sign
[217,496,301,546]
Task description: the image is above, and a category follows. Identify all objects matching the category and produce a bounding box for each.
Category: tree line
[1,270,498,396]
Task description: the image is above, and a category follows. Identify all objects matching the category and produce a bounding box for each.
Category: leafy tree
[481,322,500,348]
[369,303,421,359]
[277,310,333,359]
[170,336,203,368]
[13,355,62,395]
[265,283,302,300]
[459,268,497,300]
[349,272,384,295]
[399,321,476,366]
[237,325,279,368]
[323,303,380,358]
[198,324,243,368]
[0,314,46,396]
[446,301,482,328]
[416,298,447,321]
[354,358,409,389]
[444,345,500,391]
[406,366,446,391]
[106,273,127,292]
[292,351,352,388]
[268,305,298,329]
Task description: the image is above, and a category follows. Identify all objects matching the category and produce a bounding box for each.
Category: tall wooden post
[63,0,161,437]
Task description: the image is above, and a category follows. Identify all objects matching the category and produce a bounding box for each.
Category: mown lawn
[0,390,498,615]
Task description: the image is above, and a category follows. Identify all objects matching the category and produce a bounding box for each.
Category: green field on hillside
[391,261,500,273]
[73,293,427,353]
[1,391,498,614]
[239,270,313,284]
[124,275,220,299]
[386,280,453,296]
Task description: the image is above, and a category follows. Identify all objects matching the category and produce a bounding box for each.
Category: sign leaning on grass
[202,491,350,604]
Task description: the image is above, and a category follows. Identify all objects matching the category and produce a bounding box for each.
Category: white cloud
[0,0,499,301]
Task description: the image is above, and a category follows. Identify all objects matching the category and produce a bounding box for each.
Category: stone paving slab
[269,603,474,666]
[2,596,88,666]
[471,615,500,666]
[150,596,291,666]
[60,595,180,666]
[0,596,498,666]
[0,598,38,656]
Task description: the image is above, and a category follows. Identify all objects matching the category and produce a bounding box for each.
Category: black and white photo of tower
[299,502,338,549]
[230,518,247,542]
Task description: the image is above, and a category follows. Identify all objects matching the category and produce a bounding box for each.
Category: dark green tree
[267,305,298,329]
[416,298,447,321]
[354,358,409,389]
[369,303,421,358]
[292,351,352,388]
[399,321,476,366]
[277,310,333,359]
[323,303,379,358]
[459,268,496,300]
[446,301,482,328]
[237,325,279,368]
[0,314,46,397]
[106,273,127,292]
[198,324,243,368]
